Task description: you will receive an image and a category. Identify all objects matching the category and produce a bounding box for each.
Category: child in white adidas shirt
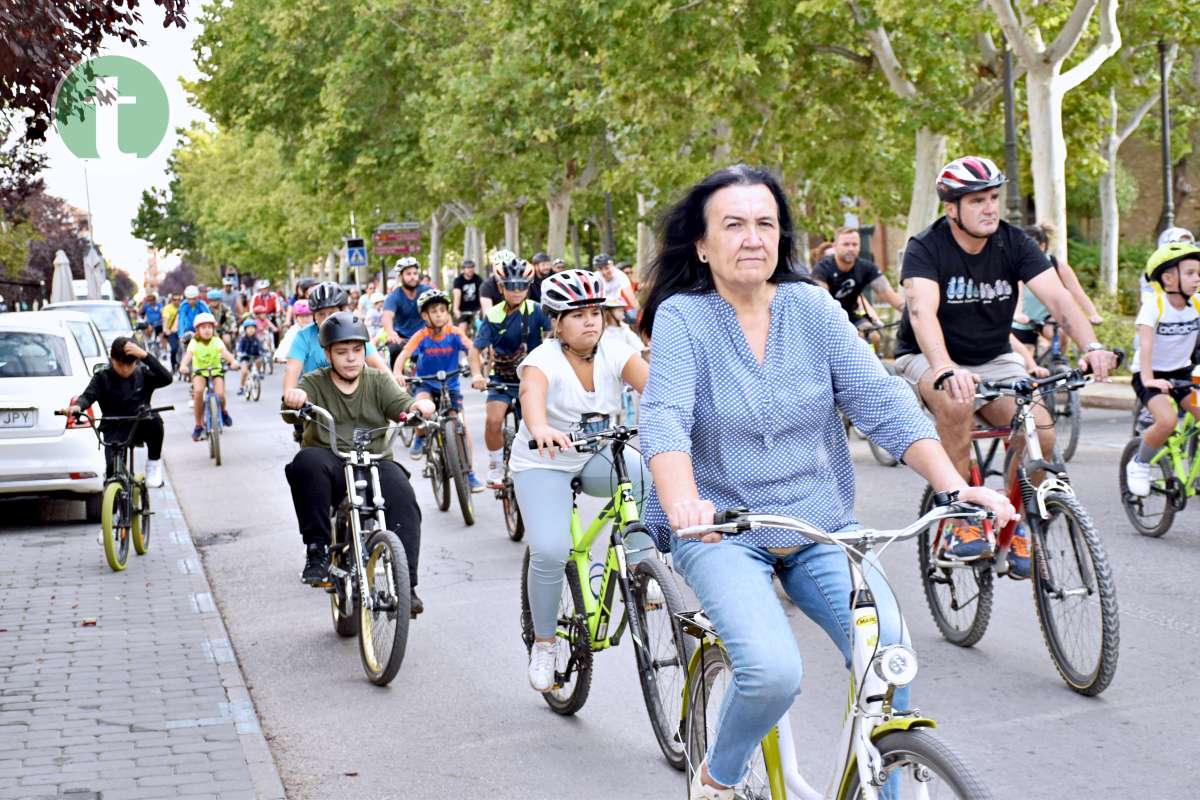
[1126,243,1200,496]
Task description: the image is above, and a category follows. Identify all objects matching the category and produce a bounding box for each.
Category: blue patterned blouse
[639,281,938,551]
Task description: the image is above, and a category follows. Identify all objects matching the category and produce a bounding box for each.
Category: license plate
[0,409,35,428]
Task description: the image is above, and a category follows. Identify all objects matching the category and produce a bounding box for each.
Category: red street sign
[375,243,423,254]
[373,230,421,243]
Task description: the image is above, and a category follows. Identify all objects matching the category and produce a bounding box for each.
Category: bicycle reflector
[873,645,919,686]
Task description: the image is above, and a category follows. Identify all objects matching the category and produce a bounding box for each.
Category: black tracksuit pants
[284,447,421,586]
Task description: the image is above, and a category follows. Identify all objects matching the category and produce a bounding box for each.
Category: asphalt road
[149,367,1195,799]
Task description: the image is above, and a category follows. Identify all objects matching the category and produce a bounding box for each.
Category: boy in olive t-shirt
[281,312,435,611]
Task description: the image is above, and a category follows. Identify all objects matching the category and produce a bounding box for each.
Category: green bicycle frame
[562,472,642,651]
[1150,411,1200,496]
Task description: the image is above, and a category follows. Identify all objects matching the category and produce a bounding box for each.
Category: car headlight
[873,645,919,686]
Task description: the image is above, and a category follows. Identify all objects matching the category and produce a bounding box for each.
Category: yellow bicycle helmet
[1145,242,1200,283]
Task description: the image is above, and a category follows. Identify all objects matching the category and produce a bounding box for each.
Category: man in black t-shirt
[452,259,484,336]
[894,156,1115,569]
[812,227,904,344]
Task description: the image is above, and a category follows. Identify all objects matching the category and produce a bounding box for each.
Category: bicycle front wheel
[839,728,992,799]
[443,419,474,526]
[685,643,774,799]
[358,529,411,686]
[502,412,524,541]
[207,395,222,466]
[249,374,261,402]
[917,486,993,647]
[1031,492,1120,696]
[628,557,692,770]
[520,548,592,715]
[131,481,151,555]
[1118,438,1176,537]
[100,481,131,571]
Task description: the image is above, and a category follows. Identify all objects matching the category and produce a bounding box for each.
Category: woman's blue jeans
[672,536,911,788]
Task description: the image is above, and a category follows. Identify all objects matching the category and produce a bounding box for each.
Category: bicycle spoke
[1038,516,1103,678]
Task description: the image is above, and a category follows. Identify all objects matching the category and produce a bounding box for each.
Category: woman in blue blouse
[638,165,1015,799]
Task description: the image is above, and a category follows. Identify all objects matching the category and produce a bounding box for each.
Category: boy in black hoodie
[62,336,172,487]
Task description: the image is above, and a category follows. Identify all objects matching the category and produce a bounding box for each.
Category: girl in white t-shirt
[1126,243,1200,497]
[514,270,650,694]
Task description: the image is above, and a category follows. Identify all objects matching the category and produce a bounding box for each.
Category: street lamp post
[1002,43,1023,223]
[1158,38,1175,232]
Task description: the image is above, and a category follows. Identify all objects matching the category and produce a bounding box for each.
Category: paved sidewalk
[1080,377,1135,411]
[0,474,285,800]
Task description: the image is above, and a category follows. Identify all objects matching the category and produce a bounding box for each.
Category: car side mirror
[92,362,106,375]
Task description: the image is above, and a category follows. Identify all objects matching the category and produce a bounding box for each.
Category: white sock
[488,449,503,468]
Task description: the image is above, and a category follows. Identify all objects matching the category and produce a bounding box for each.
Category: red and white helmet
[936,156,1006,201]
[539,269,606,315]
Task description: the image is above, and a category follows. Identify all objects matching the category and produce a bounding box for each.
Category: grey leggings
[513,446,652,638]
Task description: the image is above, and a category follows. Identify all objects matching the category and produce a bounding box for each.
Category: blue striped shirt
[639,281,938,551]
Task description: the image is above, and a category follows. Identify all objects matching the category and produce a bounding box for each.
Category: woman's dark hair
[1022,223,1054,248]
[638,164,802,337]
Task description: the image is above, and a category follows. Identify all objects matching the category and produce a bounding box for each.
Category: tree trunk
[1098,88,1120,296]
[1026,68,1069,264]
[905,127,947,247]
[429,210,444,288]
[547,189,571,259]
[503,210,519,253]
[463,225,479,267]
[636,192,656,279]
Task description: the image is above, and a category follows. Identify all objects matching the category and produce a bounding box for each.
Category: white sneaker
[144,459,164,488]
[487,465,504,487]
[642,579,665,609]
[689,763,735,800]
[1126,458,1152,497]
[527,640,557,693]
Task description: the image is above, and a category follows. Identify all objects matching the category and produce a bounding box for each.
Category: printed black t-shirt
[811,255,883,319]
[895,217,1050,366]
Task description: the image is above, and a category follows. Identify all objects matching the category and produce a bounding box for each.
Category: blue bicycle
[193,366,233,466]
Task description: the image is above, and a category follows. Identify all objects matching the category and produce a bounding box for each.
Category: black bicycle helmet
[318,312,369,347]
[308,281,348,312]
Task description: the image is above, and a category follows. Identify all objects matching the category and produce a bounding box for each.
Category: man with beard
[381,257,433,369]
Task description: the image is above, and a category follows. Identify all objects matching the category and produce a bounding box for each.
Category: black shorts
[458,310,479,327]
[1011,326,1039,346]
[1132,366,1194,407]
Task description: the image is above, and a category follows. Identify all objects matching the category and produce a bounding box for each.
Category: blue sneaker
[221,410,233,427]
[1007,526,1031,579]
[945,524,992,560]
[191,425,204,442]
[409,435,424,460]
[468,472,485,493]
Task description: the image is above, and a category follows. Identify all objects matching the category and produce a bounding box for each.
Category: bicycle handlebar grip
[931,369,955,391]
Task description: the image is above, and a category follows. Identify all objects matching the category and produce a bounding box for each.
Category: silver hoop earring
[698,254,708,263]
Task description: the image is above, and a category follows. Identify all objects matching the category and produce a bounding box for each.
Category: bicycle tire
[358,528,411,686]
[839,728,993,799]
[207,395,222,466]
[1117,438,1176,537]
[1030,491,1120,696]
[249,374,261,402]
[100,481,130,571]
[917,485,994,647]
[428,436,450,512]
[685,643,773,798]
[628,557,692,770]
[520,547,592,715]
[502,414,524,541]
[443,419,474,526]
[329,512,357,638]
[131,481,150,555]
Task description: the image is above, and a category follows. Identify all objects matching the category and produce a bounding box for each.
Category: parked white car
[43,299,133,346]
[4,310,107,374]
[0,315,106,519]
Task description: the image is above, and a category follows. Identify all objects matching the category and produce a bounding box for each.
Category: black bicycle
[413,368,474,526]
[488,378,524,541]
[293,403,416,686]
[58,404,173,571]
[1031,320,1083,462]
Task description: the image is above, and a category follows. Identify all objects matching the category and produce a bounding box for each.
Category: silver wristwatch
[1084,342,1105,353]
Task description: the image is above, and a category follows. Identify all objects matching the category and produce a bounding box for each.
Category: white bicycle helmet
[255,279,270,291]
[1158,226,1196,248]
[416,288,450,312]
[193,312,217,327]
[540,270,606,315]
[183,285,199,299]
[936,156,1006,201]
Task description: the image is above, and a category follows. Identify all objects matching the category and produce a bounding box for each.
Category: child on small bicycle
[60,337,172,488]
[235,318,266,395]
[178,312,241,442]
[512,269,651,693]
[392,289,484,492]
[1125,242,1200,497]
[468,254,553,487]
[281,312,435,607]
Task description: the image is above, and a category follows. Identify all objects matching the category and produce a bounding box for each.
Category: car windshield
[0,332,72,377]
[77,305,132,332]
[66,321,102,358]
